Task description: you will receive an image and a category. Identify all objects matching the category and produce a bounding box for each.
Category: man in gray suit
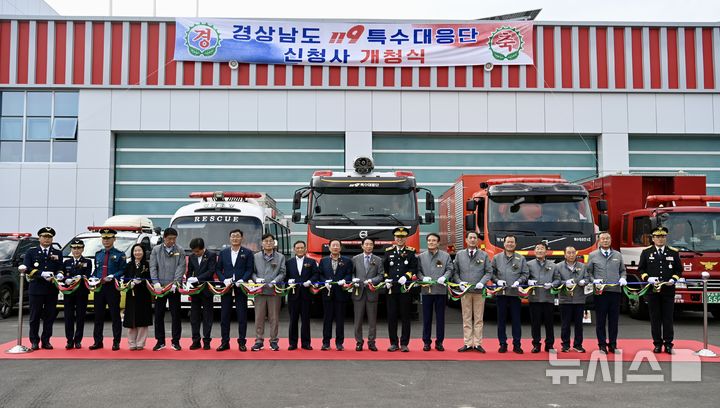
[553,246,588,353]
[417,233,454,351]
[527,242,556,353]
[351,238,385,351]
[491,235,529,354]
[453,231,492,353]
[251,233,286,351]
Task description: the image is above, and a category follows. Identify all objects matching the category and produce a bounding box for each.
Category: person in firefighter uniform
[638,226,683,354]
[21,227,63,350]
[61,239,92,349]
[89,228,127,351]
[382,227,418,352]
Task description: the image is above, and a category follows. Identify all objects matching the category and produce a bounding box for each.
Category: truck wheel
[627,295,649,320]
[0,285,14,319]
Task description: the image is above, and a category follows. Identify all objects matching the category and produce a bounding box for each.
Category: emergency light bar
[189,191,263,202]
[0,232,32,238]
[87,226,143,232]
[394,171,415,177]
[482,177,567,187]
[647,195,720,205]
[313,170,333,177]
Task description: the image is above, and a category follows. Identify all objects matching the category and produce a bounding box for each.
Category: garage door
[629,135,720,207]
[372,134,599,236]
[114,132,345,241]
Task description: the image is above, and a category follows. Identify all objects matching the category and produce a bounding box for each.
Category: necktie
[469,250,475,258]
[101,250,110,279]
[364,255,370,270]
[603,250,609,258]
[43,248,48,257]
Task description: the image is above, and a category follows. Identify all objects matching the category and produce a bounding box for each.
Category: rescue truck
[440,175,603,261]
[168,191,291,308]
[583,174,720,319]
[291,157,435,260]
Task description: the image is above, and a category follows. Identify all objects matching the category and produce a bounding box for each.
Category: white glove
[337,279,346,286]
[129,281,136,288]
[267,280,275,288]
[64,278,74,285]
[133,278,142,285]
[511,281,520,288]
[648,277,659,284]
[593,279,603,285]
[288,279,296,284]
[104,274,114,282]
[324,280,332,290]
[543,282,552,289]
[437,276,446,285]
[364,279,372,286]
[187,277,199,285]
[398,276,407,285]
[528,279,537,286]
[87,277,100,286]
[303,280,311,287]
[384,279,393,288]
[171,284,177,293]
[578,279,587,286]
[475,282,484,290]
[422,276,432,282]
[459,282,469,291]
[619,278,627,286]
[352,278,360,283]
[40,271,53,280]
[234,279,244,287]
[496,280,506,287]
[668,279,675,285]
[18,265,27,273]
[256,278,265,284]
[565,279,575,286]
[55,273,65,281]
[223,278,233,286]
[154,283,162,291]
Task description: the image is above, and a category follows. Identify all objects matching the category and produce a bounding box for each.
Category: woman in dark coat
[123,244,153,350]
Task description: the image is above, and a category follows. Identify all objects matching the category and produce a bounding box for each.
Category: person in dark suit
[123,244,153,350]
[318,239,353,351]
[215,229,255,351]
[61,239,92,349]
[638,226,683,354]
[187,237,217,350]
[285,240,320,350]
[383,227,418,352]
[21,227,63,350]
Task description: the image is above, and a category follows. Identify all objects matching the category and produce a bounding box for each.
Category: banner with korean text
[174,18,534,66]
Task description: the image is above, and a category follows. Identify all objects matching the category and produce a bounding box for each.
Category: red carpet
[2,338,719,361]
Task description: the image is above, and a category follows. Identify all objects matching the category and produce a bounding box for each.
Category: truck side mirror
[153,226,161,235]
[596,199,608,212]
[466,200,477,212]
[598,214,609,232]
[424,212,435,224]
[292,191,302,210]
[464,214,476,231]
[292,212,302,223]
[425,192,435,211]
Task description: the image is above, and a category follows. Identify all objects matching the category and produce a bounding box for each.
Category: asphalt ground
[0,304,719,408]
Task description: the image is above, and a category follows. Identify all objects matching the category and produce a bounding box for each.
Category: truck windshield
[312,188,417,221]
[170,216,263,253]
[62,236,137,258]
[663,212,720,252]
[0,240,19,260]
[488,195,594,234]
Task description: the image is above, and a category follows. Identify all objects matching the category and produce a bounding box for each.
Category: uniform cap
[652,226,669,236]
[393,227,409,237]
[69,239,85,248]
[37,227,56,237]
[99,228,117,238]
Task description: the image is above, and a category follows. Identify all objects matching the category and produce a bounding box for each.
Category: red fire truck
[440,175,604,261]
[291,157,435,260]
[583,174,720,319]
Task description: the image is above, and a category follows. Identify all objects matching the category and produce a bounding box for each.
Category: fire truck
[291,157,435,260]
[168,191,291,308]
[440,175,604,261]
[582,174,720,319]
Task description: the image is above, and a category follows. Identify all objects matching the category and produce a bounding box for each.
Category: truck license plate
[707,292,720,304]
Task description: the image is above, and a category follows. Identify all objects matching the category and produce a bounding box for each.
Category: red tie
[102,250,110,279]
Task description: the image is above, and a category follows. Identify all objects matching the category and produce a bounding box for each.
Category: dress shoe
[400,345,409,352]
[112,340,120,351]
[653,346,662,353]
[546,347,556,353]
[88,342,103,350]
[475,346,486,353]
[288,345,298,350]
[190,341,202,350]
[435,343,445,352]
[41,343,53,350]
[665,346,674,355]
[531,346,541,354]
[608,345,617,354]
[561,346,570,353]
[65,341,74,350]
[152,342,166,351]
[301,345,313,351]
[458,345,473,352]
[31,343,39,351]
[74,342,82,349]
[573,346,586,353]
[368,343,377,352]
[321,343,330,351]
[356,342,363,351]
[238,343,247,352]
[335,344,344,351]
[387,344,399,352]
[423,344,431,352]
[498,344,508,353]
[170,342,182,351]
[216,343,230,352]
[203,342,211,351]
[598,345,608,354]
[513,346,524,354]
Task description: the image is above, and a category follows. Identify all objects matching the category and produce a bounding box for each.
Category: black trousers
[496,295,522,347]
[322,296,346,346]
[28,293,57,345]
[421,294,446,345]
[386,291,412,346]
[93,284,121,343]
[560,303,584,348]
[647,287,675,347]
[220,287,248,345]
[595,291,621,347]
[64,291,88,343]
[529,302,555,348]
[288,296,311,347]
[154,291,182,344]
[190,294,213,343]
